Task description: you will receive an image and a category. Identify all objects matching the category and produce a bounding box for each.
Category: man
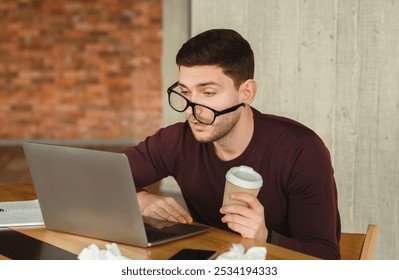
[124,29,341,259]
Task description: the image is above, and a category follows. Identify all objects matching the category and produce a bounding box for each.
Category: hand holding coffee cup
[222,166,263,208]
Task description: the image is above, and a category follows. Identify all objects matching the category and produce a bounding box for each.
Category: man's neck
[213,107,254,161]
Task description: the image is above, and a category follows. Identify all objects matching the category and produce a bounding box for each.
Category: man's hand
[136,191,193,223]
[220,192,268,241]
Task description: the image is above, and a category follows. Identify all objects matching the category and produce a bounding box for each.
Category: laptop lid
[22,142,208,247]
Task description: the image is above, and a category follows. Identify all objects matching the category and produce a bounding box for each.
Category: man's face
[178,65,243,143]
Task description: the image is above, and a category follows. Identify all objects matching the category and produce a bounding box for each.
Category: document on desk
[0,199,44,227]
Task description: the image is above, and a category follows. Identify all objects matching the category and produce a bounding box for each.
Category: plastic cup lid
[225,165,263,189]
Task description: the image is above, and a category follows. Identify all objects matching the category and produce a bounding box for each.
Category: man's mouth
[188,117,205,130]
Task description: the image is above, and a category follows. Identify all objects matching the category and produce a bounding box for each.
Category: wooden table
[0,183,318,260]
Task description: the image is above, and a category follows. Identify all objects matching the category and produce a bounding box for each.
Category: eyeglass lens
[169,91,215,125]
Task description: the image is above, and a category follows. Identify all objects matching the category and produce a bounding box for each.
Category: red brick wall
[0,0,162,142]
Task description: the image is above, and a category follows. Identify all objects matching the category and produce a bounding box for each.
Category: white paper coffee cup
[222,165,263,207]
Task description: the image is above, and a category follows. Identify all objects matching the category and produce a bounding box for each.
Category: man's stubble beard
[189,112,241,144]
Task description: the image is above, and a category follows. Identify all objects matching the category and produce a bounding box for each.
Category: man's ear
[239,79,257,104]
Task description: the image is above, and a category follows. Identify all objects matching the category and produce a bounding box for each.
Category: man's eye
[203,91,215,96]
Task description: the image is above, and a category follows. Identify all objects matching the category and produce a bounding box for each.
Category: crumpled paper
[78,243,129,260]
[216,243,267,260]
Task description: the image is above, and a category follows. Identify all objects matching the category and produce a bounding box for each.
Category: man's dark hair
[176,29,254,89]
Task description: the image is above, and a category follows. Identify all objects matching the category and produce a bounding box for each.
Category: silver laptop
[22,142,208,247]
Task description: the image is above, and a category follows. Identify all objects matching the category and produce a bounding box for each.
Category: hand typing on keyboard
[137,191,193,224]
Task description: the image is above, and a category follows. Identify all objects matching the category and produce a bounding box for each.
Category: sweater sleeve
[123,123,183,191]
[270,134,341,260]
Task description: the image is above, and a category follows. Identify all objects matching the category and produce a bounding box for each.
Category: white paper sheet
[0,199,44,227]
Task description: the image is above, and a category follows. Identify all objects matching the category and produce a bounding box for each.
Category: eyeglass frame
[167,81,245,125]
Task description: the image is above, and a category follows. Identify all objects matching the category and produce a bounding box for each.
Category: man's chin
[191,131,212,143]
[189,121,223,143]
[189,126,212,143]
[194,136,212,143]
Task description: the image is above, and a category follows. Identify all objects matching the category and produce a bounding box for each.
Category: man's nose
[185,104,194,115]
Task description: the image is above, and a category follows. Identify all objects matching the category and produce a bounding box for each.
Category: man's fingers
[159,197,192,223]
[180,213,193,223]
[230,192,260,208]
[219,193,268,241]
[138,192,192,223]
[221,213,256,238]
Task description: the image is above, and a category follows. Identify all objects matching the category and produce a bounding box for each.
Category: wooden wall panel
[373,0,399,259]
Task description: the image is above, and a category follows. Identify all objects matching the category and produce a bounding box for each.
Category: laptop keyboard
[144,224,179,243]
[142,216,209,244]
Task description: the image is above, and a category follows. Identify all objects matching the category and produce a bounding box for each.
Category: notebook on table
[22,142,208,247]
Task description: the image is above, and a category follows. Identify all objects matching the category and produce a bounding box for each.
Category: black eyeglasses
[167,82,245,125]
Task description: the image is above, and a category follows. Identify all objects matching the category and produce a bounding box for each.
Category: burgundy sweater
[124,108,341,259]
